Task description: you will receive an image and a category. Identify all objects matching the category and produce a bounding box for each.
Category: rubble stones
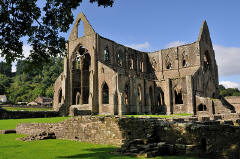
[18,131,56,141]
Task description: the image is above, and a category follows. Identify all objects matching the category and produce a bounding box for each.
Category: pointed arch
[102,82,109,104]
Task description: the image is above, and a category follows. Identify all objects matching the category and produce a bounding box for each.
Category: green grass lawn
[0,117,69,130]
[1,106,53,111]
[0,134,203,159]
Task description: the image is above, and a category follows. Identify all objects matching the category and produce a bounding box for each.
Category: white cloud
[127,42,151,51]
[214,45,240,76]
[165,41,186,48]
[220,81,240,89]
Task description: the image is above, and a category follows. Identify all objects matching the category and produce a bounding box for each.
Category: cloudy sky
[7,1,240,89]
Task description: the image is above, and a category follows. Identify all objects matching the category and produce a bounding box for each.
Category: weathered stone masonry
[53,13,235,116]
[17,116,240,158]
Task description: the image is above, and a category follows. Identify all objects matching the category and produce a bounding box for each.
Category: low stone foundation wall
[16,115,240,158]
[0,107,59,119]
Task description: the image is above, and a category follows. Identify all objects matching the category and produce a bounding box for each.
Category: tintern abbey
[53,13,235,116]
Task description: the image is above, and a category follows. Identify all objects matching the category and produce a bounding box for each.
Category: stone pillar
[80,61,83,105]
[186,75,194,114]
[118,92,123,115]
[165,78,172,114]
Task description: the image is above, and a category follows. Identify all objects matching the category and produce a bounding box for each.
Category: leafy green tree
[0,74,10,95]
[8,57,63,103]
[219,84,240,97]
[0,62,12,76]
[0,0,113,67]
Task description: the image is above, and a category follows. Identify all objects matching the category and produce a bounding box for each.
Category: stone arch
[198,104,207,111]
[102,82,109,104]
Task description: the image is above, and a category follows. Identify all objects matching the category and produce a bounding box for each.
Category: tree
[0,74,10,95]
[219,84,240,97]
[8,57,63,103]
[0,0,113,67]
[0,61,12,76]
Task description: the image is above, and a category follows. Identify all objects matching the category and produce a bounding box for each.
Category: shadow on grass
[57,147,137,159]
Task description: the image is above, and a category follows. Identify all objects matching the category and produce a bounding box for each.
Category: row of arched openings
[103,47,144,72]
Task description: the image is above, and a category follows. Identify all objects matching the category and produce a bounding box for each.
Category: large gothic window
[102,82,109,104]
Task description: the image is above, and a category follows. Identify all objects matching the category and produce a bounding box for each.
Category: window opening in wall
[198,104,207,111]
[203,51,211,70]
[76,92,80,105]
[79,46,85,55]
[75,55,81,70]
[104,47,110,62]
[78,20,84,38]
[175,90,183,104]
[130,58,134,69]
[137,85,142,102]
[124,83,130,105]
[117,50,123,67]
[182,59,187,67]
[166,62,172,69]
[139,61,144,72]
[58,89,62,104]
[102,82,109,104]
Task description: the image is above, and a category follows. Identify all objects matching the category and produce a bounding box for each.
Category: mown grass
[125,113,192,118]
[1,106,52,111]
[0,117,69,130]
[0,134,203,159]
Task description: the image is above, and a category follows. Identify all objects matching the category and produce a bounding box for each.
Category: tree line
[0,58,63,104]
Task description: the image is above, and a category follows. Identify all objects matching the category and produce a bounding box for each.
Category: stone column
[186,75,194,114]
[165,78,172,114]
[80,60,84,105]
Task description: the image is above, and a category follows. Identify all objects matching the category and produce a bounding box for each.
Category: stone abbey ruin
[2,13,240,159]
[53,13,235,116]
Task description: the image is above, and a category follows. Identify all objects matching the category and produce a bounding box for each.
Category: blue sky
[11,1,240,89]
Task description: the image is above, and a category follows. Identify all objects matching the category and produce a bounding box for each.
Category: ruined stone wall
[225,96,240,113]
[16,116,240,158]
